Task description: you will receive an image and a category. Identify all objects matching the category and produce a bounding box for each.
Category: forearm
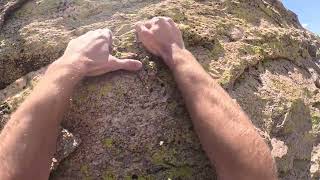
[0,60,81,180]
[0,27,141,180]
[170,47,276,179]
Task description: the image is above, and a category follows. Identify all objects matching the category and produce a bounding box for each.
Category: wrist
[47,55,86,83]
[164,45,195,71]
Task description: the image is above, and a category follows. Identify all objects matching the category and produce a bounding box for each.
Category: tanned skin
[0,17,276,180]
[135,17,277,180]
[0,29,142,180]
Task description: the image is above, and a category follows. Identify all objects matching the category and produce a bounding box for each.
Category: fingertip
[135,22,152,33]
[146,22,153,29]
[135,60,143,70]
[101,28,112,38]
[135,22,143,32]
[110,56,143,71]
[128,59,143,71]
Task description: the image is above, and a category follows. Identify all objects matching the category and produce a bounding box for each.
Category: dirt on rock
[1,0,320,179]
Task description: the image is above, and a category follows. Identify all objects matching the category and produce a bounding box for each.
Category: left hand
[56,28,142,77]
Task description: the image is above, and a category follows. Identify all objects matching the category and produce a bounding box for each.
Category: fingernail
[135,61,143,70]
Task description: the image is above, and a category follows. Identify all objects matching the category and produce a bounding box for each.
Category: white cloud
[302,23,309,28]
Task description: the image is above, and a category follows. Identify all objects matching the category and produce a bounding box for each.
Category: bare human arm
[135,17,277,180]
[0,29,142,180]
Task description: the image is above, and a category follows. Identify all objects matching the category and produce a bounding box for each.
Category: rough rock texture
[0,0,29,29]
[1,0,320,179]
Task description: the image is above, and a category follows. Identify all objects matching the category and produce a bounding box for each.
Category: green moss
[87,84,98,92]
[179,130,198,144]
[201,63,210,73]
[76,92,88,104]
[74,83,100,104]
[0,102,11,115]
[262,40,283,52]
[114,51,136,59]
[0,36,5,42]
[103,138,113,148]
[261,35,306,60]
[151,148,178,167]
[214,20,235,37]
[239,44,265,57]
[114,51,123,58]
[151,148,193,178]
[259,3,279,19]
[224,0,280,26]
[113,85,126,100]
[140,175,154,180]
[302,132,314,145]
[224,1,259,24]
[218,71,232,86]
[117,32,136,52]
[158,68,174,85]
[85,83,113,99]
[124,175,153,180]
[270,78,303,99]
[302,87,312,98]
[7,90,30,111]
[152,151,166,166]
[316,48,320,59]
[80,164,92,179]
[312,112,320,126]
[102,170,116,180]
[209,40,225,60]
[167,101,178,111]
[218,59,249,87]
[148,61,157,70]
[35,0,61,15]
[100,83,113,97]
[181,25,207,46]
[181,24,224,60]
[168,166,193,179]
[154,8,187,22]
[252,46,264,55]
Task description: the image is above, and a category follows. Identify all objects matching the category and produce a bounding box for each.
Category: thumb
[108,55,143,71]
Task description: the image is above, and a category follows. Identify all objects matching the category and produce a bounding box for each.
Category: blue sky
[282,0,320,35]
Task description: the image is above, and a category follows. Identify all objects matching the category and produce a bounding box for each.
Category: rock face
[1,0,320,179]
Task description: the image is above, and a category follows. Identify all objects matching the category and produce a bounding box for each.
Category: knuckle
[152,16,159,20]
[166,17,174,22]
[104,28,111,33]
[97,34,107,39]
[154,17,167,25]
[158,18,166,22]
[152,17,160,22]
[96,38,108,46]
[108,30,113,38]
[101,29,112,38]
[135,22,143,27]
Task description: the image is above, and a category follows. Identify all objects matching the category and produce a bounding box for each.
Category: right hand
[135,17,185,69]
